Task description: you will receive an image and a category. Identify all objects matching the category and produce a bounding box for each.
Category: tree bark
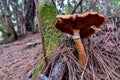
[39,59,67,80]
[0,1,4,24]
[24,0,35,31]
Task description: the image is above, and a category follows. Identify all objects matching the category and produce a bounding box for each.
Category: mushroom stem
[73,29,87,67]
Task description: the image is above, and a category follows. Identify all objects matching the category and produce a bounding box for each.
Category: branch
[34,0,47,65]
[39,59,67,80]
[71,0,83,14]
[51,0,60,14]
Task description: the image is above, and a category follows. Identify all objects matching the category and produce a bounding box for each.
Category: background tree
[0,0,119,43]
[0,0,36,43]
[24,0,35,31]
[1,0,17,42]
[51,0,120,15]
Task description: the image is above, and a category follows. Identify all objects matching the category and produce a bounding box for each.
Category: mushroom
[55,12,105,67]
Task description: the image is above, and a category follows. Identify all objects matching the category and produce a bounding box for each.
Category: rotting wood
[39,58,67,80]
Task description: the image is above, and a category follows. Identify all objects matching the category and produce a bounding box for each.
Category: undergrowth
[0,24,10,43]
[33,2,62,80]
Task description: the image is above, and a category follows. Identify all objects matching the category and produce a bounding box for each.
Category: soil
[0,32,44,80]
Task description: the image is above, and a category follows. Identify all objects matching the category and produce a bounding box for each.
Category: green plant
[0,24,10,43]
[33,58,45,80]
[40,2,62,53]
[40,2,57,25]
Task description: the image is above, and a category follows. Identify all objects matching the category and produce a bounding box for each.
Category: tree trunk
[1,0,17,42]
[0,1,4,24]
[9,0,26,36]
[24,0,35,31]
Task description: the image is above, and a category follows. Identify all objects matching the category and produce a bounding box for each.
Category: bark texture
[39,59,67,80]
[24,0,35,31]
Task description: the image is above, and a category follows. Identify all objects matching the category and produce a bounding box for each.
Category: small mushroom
[55,12,105,67]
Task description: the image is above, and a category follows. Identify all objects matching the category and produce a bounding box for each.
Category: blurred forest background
[0,0,120,80]
[0,0,120,45]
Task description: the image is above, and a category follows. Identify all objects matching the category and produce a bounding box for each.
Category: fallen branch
[39,58,67,80]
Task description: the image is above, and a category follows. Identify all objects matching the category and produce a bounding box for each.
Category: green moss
[40,2,62,53]
[40,2,57,25]
[33,58,45,80]
[33,2,62,80]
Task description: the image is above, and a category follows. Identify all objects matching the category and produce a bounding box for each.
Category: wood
[24,0,35,31]
[51,0,60,14]
[39,59,67,80]
[34,0,47,65]
[71,0,83,14]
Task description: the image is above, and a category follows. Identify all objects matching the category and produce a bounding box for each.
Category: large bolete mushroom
[55,12,105,67]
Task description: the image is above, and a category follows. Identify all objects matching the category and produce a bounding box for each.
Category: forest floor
[0,32,44,80]
[0,12,120,80]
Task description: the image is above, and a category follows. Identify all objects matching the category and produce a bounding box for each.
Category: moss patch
[40,2,62,53]
[33,2,62,80]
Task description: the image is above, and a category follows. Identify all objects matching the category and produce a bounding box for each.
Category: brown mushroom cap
[55,12,105,38]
